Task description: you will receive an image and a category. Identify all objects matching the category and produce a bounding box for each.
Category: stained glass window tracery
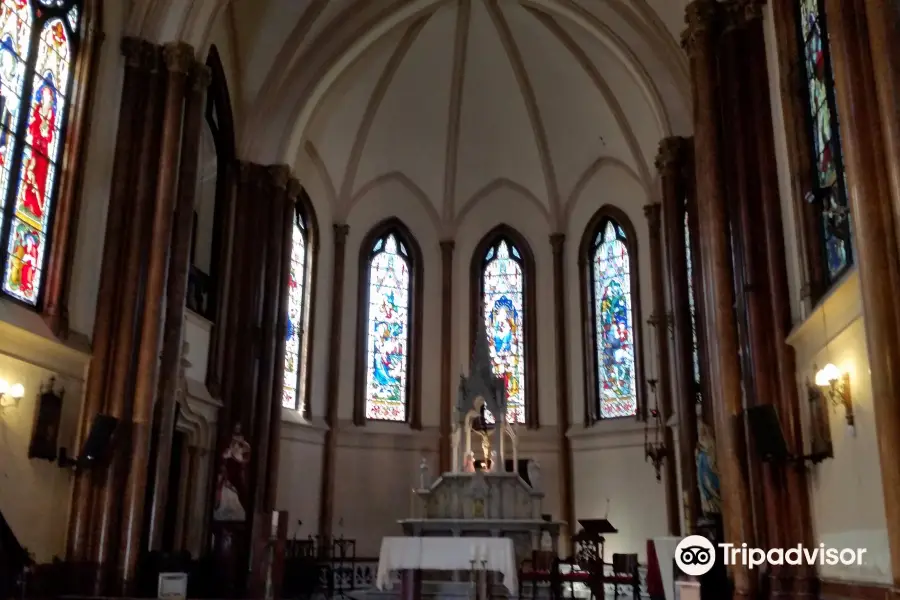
[0,0,81,307]
[283,208,309,411]
[684,211,701,403]
[363,231,412,422]
[796,0,851,283]
[480,237,526,424]
[591,219,637,419]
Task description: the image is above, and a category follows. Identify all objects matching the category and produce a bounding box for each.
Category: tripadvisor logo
[675,535,868,576]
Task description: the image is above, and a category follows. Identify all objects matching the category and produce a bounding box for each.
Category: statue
[419,457,431,490]
[464,452,476,473]
[527,458,541,492]
[451,423,461,472]
[696,421,722,516]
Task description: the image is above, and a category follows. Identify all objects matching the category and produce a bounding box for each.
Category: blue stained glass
[283,212,308,410]
[365,233,410,421]
[684,211,701,392]
[593,220,636,418]
[482,240,525,424]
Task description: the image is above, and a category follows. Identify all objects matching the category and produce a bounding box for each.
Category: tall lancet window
[0,0,82,306]
[684,211,701,403]
[588,215,638,419]
[473,226,536,426]
[357,220,422,423]
[797,0,851,284]
[283,206,310,410]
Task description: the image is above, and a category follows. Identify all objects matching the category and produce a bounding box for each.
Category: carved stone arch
[353,217,424,429]
[470,225,539,428]
[578,205,646,424]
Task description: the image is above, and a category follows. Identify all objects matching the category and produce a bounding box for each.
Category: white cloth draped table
[375,536,518,593]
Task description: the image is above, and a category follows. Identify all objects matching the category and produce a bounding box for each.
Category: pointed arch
[353,217,423,427]
[283,187,319,418]
[0,0,101,333]
[579,205,644,421]
[469,225,538,428]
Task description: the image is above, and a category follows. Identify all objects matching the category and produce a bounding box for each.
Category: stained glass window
[363,231,411,421]
[684,211,701,403]
[283,208,309,411]
[796,0,852,282]
[0,0,81,307]
[480,238,526,424]
[591,220,637,419]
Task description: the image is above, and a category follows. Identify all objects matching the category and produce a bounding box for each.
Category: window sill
[786,267,861,363]
[0,296,91,378]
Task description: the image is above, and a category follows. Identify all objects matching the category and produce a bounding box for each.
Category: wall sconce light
[0,378,25,412]
[814,363,855,434]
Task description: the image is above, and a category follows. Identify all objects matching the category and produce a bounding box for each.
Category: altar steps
[361,580,650,600]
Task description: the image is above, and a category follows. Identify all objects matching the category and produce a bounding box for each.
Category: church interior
[0,0,898,598]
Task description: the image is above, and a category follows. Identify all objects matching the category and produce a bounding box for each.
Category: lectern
[573,518,618,569]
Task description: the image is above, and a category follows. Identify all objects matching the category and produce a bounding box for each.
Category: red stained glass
[1,2,79,306]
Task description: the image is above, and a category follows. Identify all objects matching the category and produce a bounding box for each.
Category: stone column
[682,1,755,595]
[319,224,350,542]
[826,0,900,586]
[67,36,147,563]
[88,42,164,586]
[549,233,575,549]
[865,1,900,261]
[439,240,455,473]
[644,204,680,537]
[118,42,194,588]
[147,61,210,551]
[656,137,700,534]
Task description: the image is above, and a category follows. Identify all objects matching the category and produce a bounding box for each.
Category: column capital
[190,64,212,92]
[738,0,764,22]
[268,165,292,190]
[549,233,565,252]
[440,239,455,254]
[655,137,688,175]
[120,36,144,68]
[681,0,720,57]
[287,178,304,200]
[644,203,662,233]
[333,223,350,244]
[163,41,194,75]
[237,161,268,187]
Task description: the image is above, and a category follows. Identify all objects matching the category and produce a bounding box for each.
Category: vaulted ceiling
[210,0,692,229]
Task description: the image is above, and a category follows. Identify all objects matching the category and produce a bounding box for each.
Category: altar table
[375,536,518,593]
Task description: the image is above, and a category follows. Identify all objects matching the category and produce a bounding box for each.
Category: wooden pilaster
[644,204,680,537]
[439,240,454,473]
[656,136,700,535]
[549,233,575,548]
[319,224,350,542]
[146,61,210,551]
[825,0,900,588]
[66,35,147,564]
[682,1,756,595]
[118,41,193,588]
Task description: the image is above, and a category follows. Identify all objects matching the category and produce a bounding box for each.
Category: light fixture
[0,378,25,411]
[814,363,855,434]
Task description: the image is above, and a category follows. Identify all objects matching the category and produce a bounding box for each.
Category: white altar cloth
[653,536,681,600]
[375,536,518,592]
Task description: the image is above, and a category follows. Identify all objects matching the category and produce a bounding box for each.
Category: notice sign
[158,572,188,600]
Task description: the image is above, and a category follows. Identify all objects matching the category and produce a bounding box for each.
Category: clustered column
[825,0,900,589]
[64,38,208,593]
[205,163,301,596]
[655,136,701,535]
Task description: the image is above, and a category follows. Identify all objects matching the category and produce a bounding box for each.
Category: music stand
[575,519,618,567]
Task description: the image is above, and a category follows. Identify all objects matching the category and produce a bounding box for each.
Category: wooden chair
[605,553,640,600]
[519,550,558,598]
